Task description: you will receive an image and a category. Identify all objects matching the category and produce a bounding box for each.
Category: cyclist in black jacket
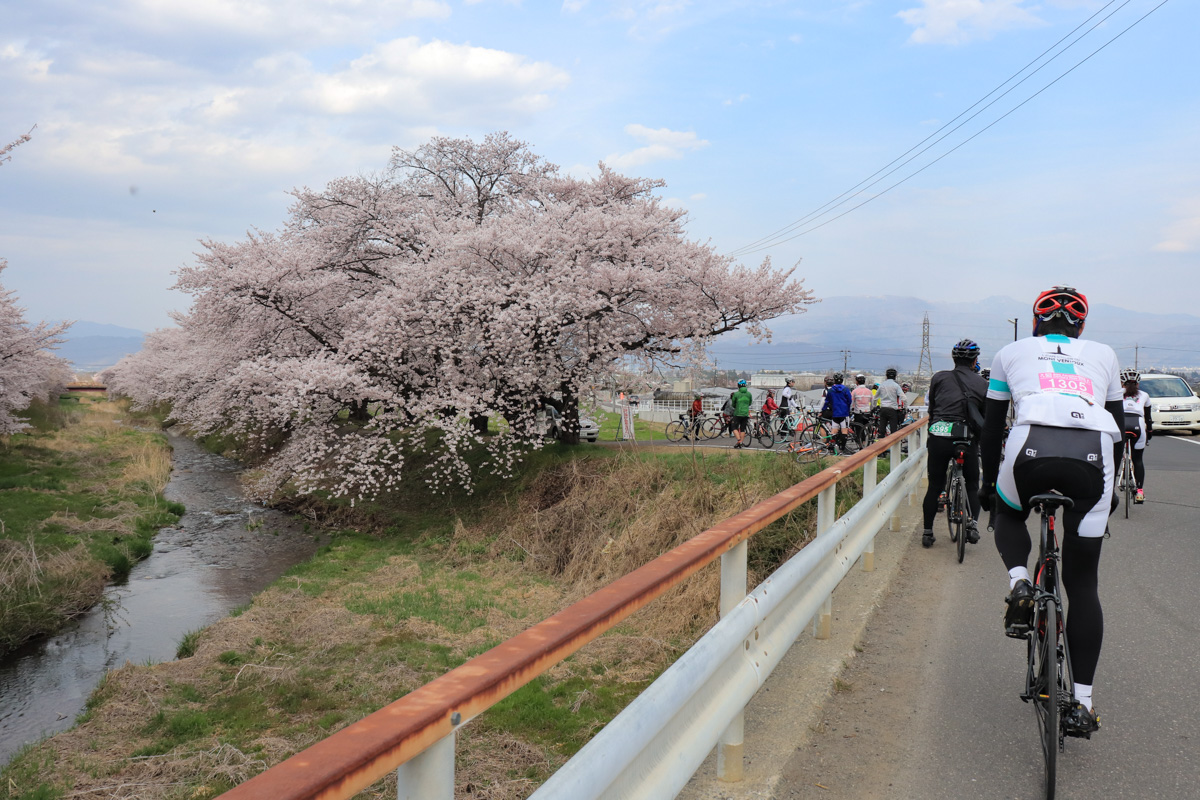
[921,339,988,548]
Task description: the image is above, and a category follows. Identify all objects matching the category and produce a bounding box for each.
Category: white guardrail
[521,427,928,800]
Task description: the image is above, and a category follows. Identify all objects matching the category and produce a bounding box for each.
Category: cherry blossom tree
[0,262,72,434]
[107,133,815,498]
[0,129,72,435]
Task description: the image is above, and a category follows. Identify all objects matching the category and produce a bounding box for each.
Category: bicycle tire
[1035,597,1059,799]
[664,420,687,443]
[1123,443,1132,518]
[790,429,826,464]
[953,476,967,564]
[702,417,722,439]
[945,462,958,541]
[755,420,777,449]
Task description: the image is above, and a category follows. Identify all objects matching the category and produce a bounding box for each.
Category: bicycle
[787,418,842,463]
[749,413,777,449]
[937,436,974,564]
[665,413,705,443]
[1018,493,1079,800]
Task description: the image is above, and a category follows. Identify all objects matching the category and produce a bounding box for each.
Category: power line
[728,0,1172,257]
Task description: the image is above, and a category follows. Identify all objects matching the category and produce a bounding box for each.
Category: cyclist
[821,373,854,451]
[850,374,875,443]
[979,286,1123,738]
[1120,369,1152,503]
[761,388,779,421]
[730,379,753,448]
[688,392,704,439]
[921,340,987,548]
[876,368,905,436]
[778,377,797,438]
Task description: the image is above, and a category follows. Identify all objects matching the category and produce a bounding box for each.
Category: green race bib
[929,420,955,437]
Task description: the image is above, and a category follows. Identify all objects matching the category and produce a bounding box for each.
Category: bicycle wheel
[756,419,776,449]
[702,417,722,439]
[664,420,687,443]
[945,462,958,541]
[953,476,967,564]
[1033,597,1059,799]
[790,428,827,464]
[1122,443,1132,518]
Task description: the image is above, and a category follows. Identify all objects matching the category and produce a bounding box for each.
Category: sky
[1,0,1196,336]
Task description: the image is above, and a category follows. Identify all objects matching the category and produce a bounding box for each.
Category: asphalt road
[776,433,1200,800]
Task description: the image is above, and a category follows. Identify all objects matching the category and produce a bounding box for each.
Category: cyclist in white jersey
[1119,369,1152,503]
[979,286,1123,739]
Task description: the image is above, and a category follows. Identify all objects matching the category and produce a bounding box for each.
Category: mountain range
[54,322,146,373]
[710,295,1200,375]
[52,295,1200,376]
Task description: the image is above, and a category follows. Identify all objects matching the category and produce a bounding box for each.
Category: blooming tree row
[104,133,815,498]
[1,130,73,433]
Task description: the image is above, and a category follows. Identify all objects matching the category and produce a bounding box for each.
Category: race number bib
[1038,372,1094,400]
[929,420,955,437]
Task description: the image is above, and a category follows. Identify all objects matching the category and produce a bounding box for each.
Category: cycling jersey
[850,385,873,414]
[1121,389,1151,450]
[822,384,853,418]
[986,334,1123,436]
[876,379,904,410]
[780,386,794,409]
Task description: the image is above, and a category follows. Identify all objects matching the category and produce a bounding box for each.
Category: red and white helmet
[1033,285,1088,326]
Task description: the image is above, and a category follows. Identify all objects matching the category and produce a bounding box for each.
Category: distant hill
[711,296,1200,374]
[53,322,146,371]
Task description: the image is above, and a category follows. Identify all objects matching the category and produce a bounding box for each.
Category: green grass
[0,398,182,654]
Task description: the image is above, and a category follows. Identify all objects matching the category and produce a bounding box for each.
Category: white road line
[1172,435,1200,446]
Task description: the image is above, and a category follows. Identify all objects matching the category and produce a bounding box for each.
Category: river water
[0,431,323,765]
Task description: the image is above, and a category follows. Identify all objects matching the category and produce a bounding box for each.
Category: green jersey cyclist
[979,285,1124,739]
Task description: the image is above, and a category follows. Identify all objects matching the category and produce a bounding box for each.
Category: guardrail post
[717,541,748,782]
[861,457,877,572]
[889,438,904,528]
[812,485,835,639]
[397,731,455,800]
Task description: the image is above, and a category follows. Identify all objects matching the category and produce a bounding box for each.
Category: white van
[1138,373,1200,435]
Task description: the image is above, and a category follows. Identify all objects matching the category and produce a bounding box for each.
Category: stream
[0,430,323,766]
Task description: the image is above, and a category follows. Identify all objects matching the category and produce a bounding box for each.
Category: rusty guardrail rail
[219,418,928,800]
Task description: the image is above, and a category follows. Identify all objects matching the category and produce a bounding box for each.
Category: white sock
[1075,684,1093,711]
[1008,567,1030,589]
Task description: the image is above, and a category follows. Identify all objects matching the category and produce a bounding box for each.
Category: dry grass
[7,448,827,799]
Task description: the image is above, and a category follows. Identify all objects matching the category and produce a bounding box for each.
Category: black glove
[979,481,996,513]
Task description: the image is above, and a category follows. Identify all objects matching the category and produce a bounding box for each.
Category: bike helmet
[901,382,911,392]
[855,374,866,385]
[737,379,747,387]
[951,339,981,361]
[1120,368,1140,384]
[832,372,844,383]
[1033,285,1088,325]
[885,367,898,379]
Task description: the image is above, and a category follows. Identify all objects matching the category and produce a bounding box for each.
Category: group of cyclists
[690,368,915,452]
[920,284,1153,742]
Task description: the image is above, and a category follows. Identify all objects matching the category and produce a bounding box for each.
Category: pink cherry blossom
[106,133,815,498]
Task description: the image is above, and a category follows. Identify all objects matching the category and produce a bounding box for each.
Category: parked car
[538,405,600,443]
[1139,373,1200,435]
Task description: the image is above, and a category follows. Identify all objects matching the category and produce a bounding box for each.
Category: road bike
[1118,432,1136,518]
[939,436,975,564]
[1019,493,1079,800]
[849,410,879,452]
[665,414,706,443]
[786,418,843,463]
[749,413,777,448]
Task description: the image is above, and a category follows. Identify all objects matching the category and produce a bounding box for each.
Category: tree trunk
[559,383,580,445]
[349,400,371,423]
[470,413,489,435]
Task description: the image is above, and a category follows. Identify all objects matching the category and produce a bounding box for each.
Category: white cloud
[723,93,750,106]
[606,123,709,170]
[897,0,1045,45]
[1154,200,1200,253]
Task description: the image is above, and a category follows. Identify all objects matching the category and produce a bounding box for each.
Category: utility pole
[1135,343,1139,370]
[1006,318,1018,342]
[840,349,850,375]
[914,313,933,387]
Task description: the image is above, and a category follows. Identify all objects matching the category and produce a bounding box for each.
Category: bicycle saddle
[1029,493,1075,511]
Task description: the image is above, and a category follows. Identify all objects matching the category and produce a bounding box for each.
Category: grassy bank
[0,396,183,655]
[2,439,878,800]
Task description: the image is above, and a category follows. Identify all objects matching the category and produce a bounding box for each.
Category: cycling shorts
[1123,412,1146,450]
[996,424,1113,539]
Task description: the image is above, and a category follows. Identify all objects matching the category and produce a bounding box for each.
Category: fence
[217,418,929,800]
